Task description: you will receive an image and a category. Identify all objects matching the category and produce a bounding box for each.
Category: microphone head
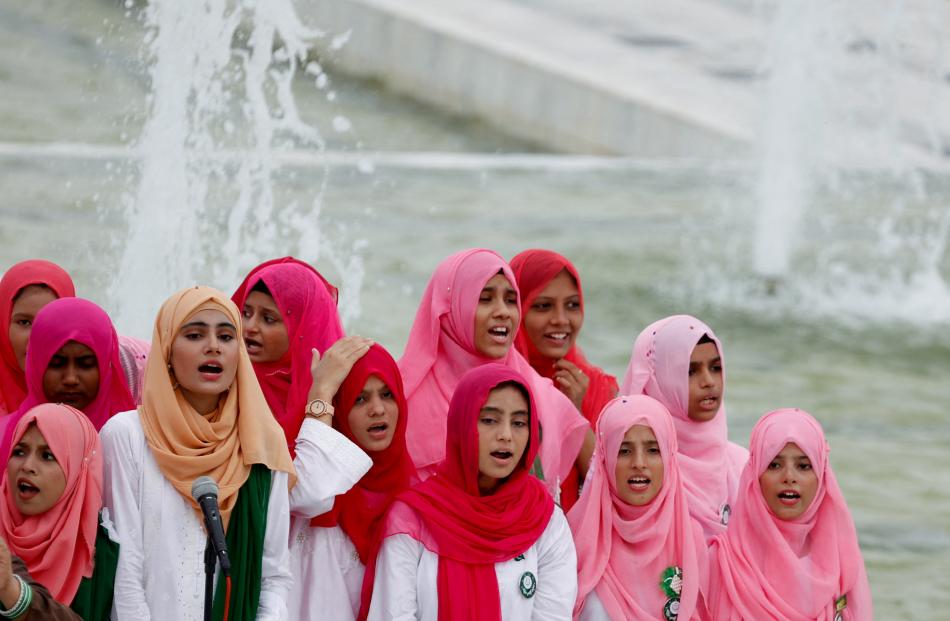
[191,476,219,501]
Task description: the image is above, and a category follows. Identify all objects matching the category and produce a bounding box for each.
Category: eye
[712,363,723,373]
[263,315,278,325]
[505,293,518,305]
[10,447,25,458]
[618,447,631,456]
[242,308,252,319]
[218,333,235,342]
[381,390,394,400]
[648,446,661,454]
[15,319,32,328]
[767,461,781,470]
[185,332,201,341]
[42,450,57,462]
[78,356,99,370]
[566,301,581,310]
[798,461,813,471]
[531,302,551,311]
[47,356,67,369]
[354,394,367,405]
[687,368,696,377]
[512,419,528,428]
[479,417,496,426]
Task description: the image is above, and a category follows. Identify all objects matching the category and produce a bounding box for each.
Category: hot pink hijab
[232,257,344,449]
[0,298,135,459]
[365,364,555,621]
[621,315,748,542]
[1,403,102,604]
[708,409,872,620]
[0,260,76,415]
[398,248,589,491]
[568,395,708,620]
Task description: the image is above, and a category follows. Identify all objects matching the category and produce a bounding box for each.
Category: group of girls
[0,249,872,620]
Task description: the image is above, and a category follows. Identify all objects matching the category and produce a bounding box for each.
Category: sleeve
[288,419,373,518]
[366,535,424,621]
[531,508,577,621]
[9,555,83,620]
[256,471,293,621]
[99,414,152,620]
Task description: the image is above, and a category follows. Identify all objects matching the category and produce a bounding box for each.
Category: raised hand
[553,358,589,412]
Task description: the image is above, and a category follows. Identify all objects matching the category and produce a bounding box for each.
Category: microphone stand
[203,537,215,621]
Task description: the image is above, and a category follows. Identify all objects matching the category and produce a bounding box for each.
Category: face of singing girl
[42,341,100,411]
[477,384,530,495]
[9,284,58,370]
[241,289,290,363]
[614,424,664,506]
[7,424,67,515]
[170,309,240,415]
[687,340,722,422]
[348,375,399,452]
[523,269,582,360]
[473,273,520,359]
[759,442,819,520]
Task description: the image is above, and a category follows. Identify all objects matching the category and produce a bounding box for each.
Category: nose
[781,463,797,483]
[551,304,568,326]
[497,420,513,442]
[698,366,715,388]
[631,448,648,469]
[207,334,223,353]
[62,362,81,386]
[20,452,39,474]
[367,394,385,417]
[243,312,259,335]
[491,296,511,319]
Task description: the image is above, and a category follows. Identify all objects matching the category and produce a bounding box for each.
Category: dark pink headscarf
[621,315,747,541]
[708,409,872,620]
[568,395,708,620]
[232,257,344,449]
[398,248,589,492]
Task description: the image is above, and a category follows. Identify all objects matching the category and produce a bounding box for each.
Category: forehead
[361,374,390,392]
[244,290,279,310]
[12,285,57,311]
[689,341,720,362]
[55,340,96,357]
[483,273,515,290]
[483,385,528,411]
[181,308,232,326]
[537,269,579,297]
[621,423,657,443]
[773,441,808,459]
[17,423,48,445]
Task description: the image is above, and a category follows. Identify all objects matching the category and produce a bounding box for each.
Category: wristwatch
[305,398,334,419]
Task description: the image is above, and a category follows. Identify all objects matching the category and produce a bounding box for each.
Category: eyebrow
[180,321,237,331]
[689,356,721,365]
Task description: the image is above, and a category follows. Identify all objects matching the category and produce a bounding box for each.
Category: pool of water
[2,1,949,616]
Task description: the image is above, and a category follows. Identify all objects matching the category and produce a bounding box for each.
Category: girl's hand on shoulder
[553,358,588,412]
[308,336,374,402]
[0,537,21,610]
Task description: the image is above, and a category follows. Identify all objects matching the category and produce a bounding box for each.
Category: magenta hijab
[0,298,134,459]
[398,248,590,492]
[621,315,747,541]
[568,395,707,621]
[232,257,345,449]
[708,409,872,620]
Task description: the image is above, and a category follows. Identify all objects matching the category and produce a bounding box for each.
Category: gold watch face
[307,399,327,416]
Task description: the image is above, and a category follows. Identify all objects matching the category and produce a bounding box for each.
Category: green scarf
[70,515,119,621]
[211,464,272,621]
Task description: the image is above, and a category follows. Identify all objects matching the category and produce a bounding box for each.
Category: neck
[477,472,502,496]
[180,389,220,416]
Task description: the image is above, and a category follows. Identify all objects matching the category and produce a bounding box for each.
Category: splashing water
[108,0,363,336]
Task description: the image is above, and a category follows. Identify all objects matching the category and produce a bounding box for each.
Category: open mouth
[17,480,39,498]
[627,476,651,490]
[544,332,570,343]
[244,338,263,352]
[56,392,86,404]
[699,396,719,408]
[490,450,513,461]
[367,422,389,436]
[778,490,801,505]
[198,363,223,375]
[487,326,509,343]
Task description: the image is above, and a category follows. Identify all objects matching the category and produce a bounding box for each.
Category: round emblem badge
[519,571,537,599]
[720,503,731,526]
[514,554,525,562]
[662,597,680,621]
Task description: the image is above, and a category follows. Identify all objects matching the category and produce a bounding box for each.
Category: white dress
[287,419,373,621]
[100,410,293,621]
[367,506,577,621]
[577,591,610,621]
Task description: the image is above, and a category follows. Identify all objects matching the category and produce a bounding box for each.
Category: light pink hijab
[568,395,708,621]
[621,315,747,541]
[398,248,589,492]
[708,409,872,620]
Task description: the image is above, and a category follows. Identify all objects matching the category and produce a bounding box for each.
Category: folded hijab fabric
[708,408,872,620]
[510,249,618,510]
[621,315,747,541]
[310,344,416,559]
[138,286,295,529]
[398,248,589,491]
[232,257,344,449]
[568,395,708,621]
[0,298,135,459]
[366,364,555,621]
[0,403,102,604]
[0,260,76,415]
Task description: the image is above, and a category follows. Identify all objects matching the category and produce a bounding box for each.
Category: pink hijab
[1,403,102,604]
[708,409,872,620]
[0,260,76,415]
[568,395,708,621]
[232,257,344,449]
[0,298,134,459]
[398,248,589,491]
[621,315,748,541]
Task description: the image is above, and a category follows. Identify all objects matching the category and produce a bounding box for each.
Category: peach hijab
[138,286,295,528]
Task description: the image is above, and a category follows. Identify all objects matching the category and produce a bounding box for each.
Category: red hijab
[232,257,344,448]
[0,298,134,459]
[0,260,75,414]
[311,344,416,560]
[365,364,555,621]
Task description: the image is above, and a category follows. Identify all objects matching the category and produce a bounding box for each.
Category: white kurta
[577,591,610,621]
[100,410,293,621]
[287,419,373,621]
[367,506,577,621]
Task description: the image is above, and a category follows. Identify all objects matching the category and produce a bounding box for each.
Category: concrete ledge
[299,0,753,156]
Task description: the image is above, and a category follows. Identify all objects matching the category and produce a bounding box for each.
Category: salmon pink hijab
[1,403,102,604]
[1,298,134,460]
[398,248,589,491]
[621,315,747,541]
[0,260,76,415]
[568,395,708,621]
[366,364,555,621]
[708,409,872,620]
[232,257,344,449]
[310,344,416,560]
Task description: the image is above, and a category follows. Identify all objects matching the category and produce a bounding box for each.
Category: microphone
[191,476,231,576]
